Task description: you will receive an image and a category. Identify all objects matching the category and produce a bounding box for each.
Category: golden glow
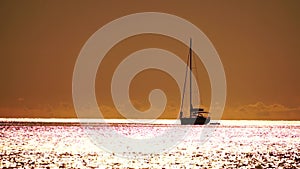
[0,1,299,120]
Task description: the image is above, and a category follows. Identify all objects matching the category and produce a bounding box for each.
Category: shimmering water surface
[0,119,299,168]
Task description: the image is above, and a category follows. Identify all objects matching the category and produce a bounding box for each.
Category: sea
[0,118,299,168]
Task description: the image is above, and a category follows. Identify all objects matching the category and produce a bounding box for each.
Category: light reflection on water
[0,119,299,168]
[1,118,300,125]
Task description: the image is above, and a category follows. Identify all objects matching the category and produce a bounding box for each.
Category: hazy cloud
[223,102,300,120]
[236,102,300,113]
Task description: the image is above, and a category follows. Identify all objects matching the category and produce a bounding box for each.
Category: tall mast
[189,38,192,118]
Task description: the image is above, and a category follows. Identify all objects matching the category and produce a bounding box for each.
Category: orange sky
[0,0,299,120]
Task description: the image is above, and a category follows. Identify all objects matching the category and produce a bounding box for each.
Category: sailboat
[179,39,211,125]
